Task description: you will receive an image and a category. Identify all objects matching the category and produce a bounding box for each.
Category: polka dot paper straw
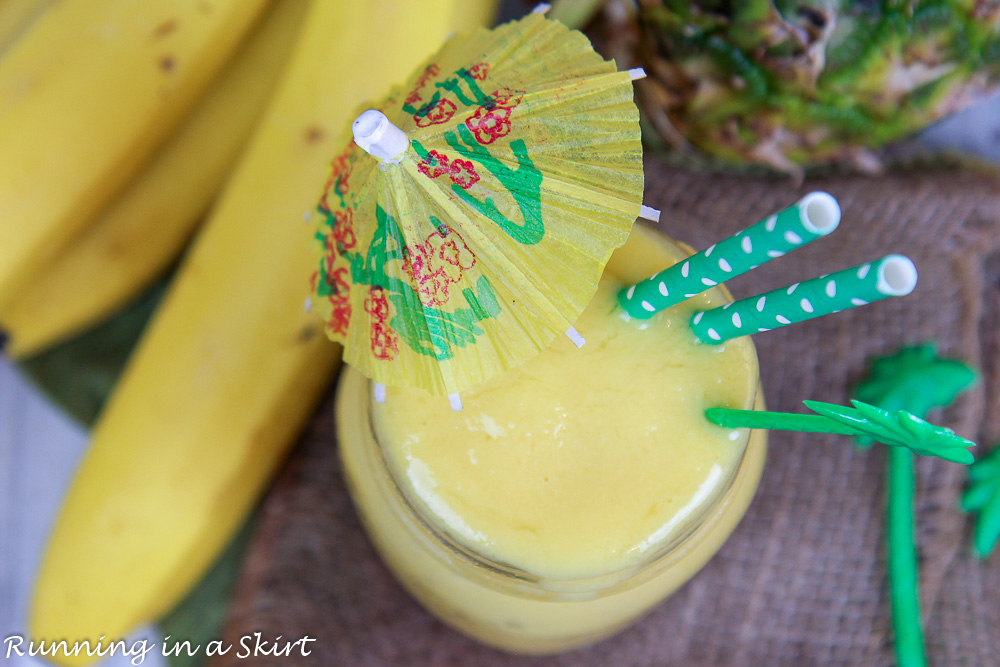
[690,255,918,345]
[618,192,840,319]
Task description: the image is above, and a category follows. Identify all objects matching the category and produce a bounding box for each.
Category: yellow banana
[30,0,498,663]
[0,0,307,358]
[452,0,500,30]
[0,0,53,55]
[0,0,270,303]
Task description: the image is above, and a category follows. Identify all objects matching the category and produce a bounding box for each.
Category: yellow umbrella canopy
[311,12,643,396]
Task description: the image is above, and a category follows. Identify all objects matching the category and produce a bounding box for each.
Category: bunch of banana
[25,1,497,664]
[0,0,273,311]
[0,0,306,357]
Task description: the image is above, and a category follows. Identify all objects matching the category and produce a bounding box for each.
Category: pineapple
[603,0,1000,175]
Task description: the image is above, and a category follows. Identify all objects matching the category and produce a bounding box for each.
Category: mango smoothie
[336,224,766,653]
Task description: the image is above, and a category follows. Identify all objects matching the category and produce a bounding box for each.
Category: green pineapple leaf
[804,399,975,465]
[853,344,978,447]
[961,445,1000,558]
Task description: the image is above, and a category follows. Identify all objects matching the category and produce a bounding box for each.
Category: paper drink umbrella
[310,12,644,395]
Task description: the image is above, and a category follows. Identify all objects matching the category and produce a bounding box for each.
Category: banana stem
[888,446,926,667]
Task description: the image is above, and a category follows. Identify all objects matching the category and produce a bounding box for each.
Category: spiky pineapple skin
[629,0,1000,173]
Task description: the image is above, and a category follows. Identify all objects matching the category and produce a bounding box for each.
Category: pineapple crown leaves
[644,2,1000,86]
[804,399,976,465]
[853,344,978,447]
[962,445,1000,558]
[635,1,1000,173]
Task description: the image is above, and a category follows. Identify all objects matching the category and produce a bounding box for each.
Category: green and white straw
[690,254,918,345]
[618,192,840,318]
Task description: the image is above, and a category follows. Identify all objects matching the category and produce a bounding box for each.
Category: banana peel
[0,0,307,358]
[0,0,53,55]
[29,0,498,663]
[0,0,270,303]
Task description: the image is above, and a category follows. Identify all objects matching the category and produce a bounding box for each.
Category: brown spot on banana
[304,126,325,144]
[297,325,320,344]
[152,20,178,40]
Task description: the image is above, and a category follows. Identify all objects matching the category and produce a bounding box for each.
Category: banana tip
[0,329,7,355]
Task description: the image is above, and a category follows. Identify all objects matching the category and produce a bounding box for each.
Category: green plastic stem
[888,447,926,667]
[704,408,858,435]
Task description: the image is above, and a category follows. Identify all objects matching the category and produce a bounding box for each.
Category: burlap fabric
[214,160,1000,666]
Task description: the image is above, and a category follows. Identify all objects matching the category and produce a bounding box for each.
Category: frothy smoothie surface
[372,276,757,581]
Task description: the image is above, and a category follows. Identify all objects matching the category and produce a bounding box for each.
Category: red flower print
[404,90,422,108]
[330,152,350,178]
[401,230,477,306]
[401,248,427,284]
[319,173,338,214]
[319,247,350,300]
[332,209,357,250]
[322,249,337,281]
[467,62,490,81]
[465,104,514,144]
[364,287,398,360]
[415,98,457,127]
[329,266,351,294]
[324,235,337,264]
[364,286,391,320]
[427,272,454,305]
[370,322,399,361]
[417,150,452,179]
[405,63,440,108]
[449,158,479,189]
[337,172,350,198]
[402,240,447,306]
[406,270,447,306]
[319,150,354,212]
[418,151,480,190]
[326,294,352,337]
[439,237,476,270]
[492,87,524,108]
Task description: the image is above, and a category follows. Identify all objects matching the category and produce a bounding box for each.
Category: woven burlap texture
[214,160,1000,666]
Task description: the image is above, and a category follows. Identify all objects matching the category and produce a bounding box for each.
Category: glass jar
[335,224,767,654]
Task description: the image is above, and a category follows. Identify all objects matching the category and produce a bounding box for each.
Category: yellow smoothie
[336,224,766,653]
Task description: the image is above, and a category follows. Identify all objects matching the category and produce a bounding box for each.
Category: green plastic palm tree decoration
[707,344,979,667]
[854,345,977,667]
